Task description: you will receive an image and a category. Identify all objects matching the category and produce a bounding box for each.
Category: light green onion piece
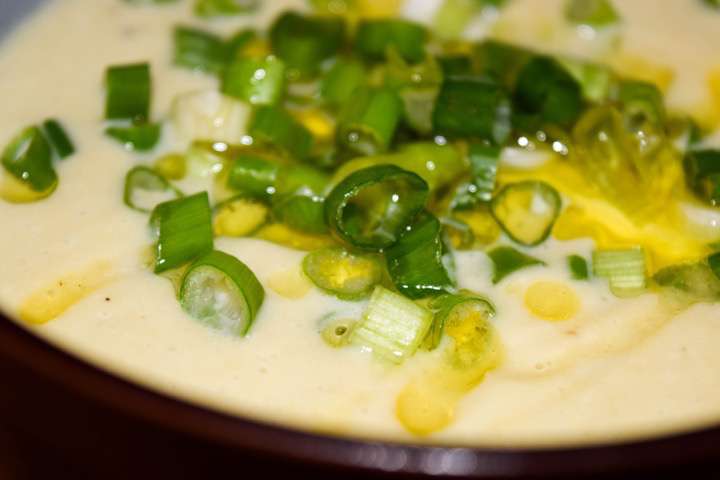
[105,123,162,152]
[222,56,286,106]
[317,312,357,348]
[1,126,57,193]
[593,247,646,297]
[173,26,229,74]
[303,247,383,300]
[350,286,433,364]
[124,166,183,213]
[180,249,265,336]
[194,0,258,17]
[320,59,366,109]
[487,246,545,284]
[249,106,314,160]
[565,0,620,28]
[105,63,151,122]
[336,87,403,156]
[151,191,214,273]
[426,291,496,350]
[491,181,561,247]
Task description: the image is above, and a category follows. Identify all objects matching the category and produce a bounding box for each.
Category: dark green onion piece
[451,143,500,210]
[272,165,329,234]
[173,26,229,74]
[473,40,532,87]
[438,55,474,79]
[487,246,545,284]
[565,0,620,27]
[568,255,589,280]
[226,29,257,58]
[653,261,720,302]
[337,87,403,156]
[180,249,264,336]
[249,106,313,160]
[385,212,455,299]
[124,166,183,213]
[222,56,286,106]
[105,123,162,152]
[355,19,427,64]
[105,63,151,122]
[709,253,720,280]
[514,56,584,127]
[593,247,646,297]
[559,58,614,103]
[350,285,433,364]
[226,153,279,199]
[194,0,258,17]
[703,0,720,8]
[617,80,666,126]
[320,59,366,109]
[42,119,75,159]
[303,247,383,300]
[426,291,495,350]
[325,164,429,251]
[491,181,561,246]
[1,126,56,192]
[684,149,720,207]
[432,77,512,144]
[151,191,213,273]
[269,12,346,79]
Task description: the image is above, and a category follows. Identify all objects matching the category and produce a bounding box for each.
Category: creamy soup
[1,0,720,447]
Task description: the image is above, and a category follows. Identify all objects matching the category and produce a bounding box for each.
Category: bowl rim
[2,312,719,477]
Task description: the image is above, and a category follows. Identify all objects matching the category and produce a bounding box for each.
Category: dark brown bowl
[1,311,719,479]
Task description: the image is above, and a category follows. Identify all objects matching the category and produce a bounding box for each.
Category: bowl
[1,2,720,478]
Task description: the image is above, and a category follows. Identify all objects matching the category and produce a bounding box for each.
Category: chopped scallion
[42,119,75,159]
[320,59,366,109]
[173,26,229,74]
[451,143,500,209]
[213,195,268,237]
[303,247,383,300]
[683,149,720,207]
[337,87,403,156]
[180,249,264,336]
[105,123,162,152]
[222,56,286,106]
[355,19,427,64]
[350,286,433,364]
[491,181,561,246]
[226,153,279,199]
[487,246,545,284]
[593,247,646,297]
[124,166,183,213]
[151,191,214,273]
[1,126,57,193]
[249,106,314,160]
[426,291,495,350]
[565,0,620,28]
[568,255,590,280]
[194,0,258,17]
[105,63,151,122]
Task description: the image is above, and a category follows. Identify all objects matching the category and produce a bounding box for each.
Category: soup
[1,0,720,447]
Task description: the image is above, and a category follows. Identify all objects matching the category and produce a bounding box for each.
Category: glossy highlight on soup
[1,0,720,447]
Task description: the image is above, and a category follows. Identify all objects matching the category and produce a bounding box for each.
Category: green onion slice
[385,212,455,299]
[565,0,621,28]
[151,191,214,273]
[194,0,258,17]
[173,26,229,74]
[303,247,383,300]
[432,77,512,144]
[473,40,532,87]
[325,164,429,251]
[491,181,561,246]
[271,165,329,234]
[653,261,720,303]
[227,153,280,199]
[593,247,646,297]
[337,87,403,156]
[105,63,151,122]
[683,149,720,207]
[42,119,75,159]
[451,143,500,210]
[124,166,183,213]
[487,246,545,284]
[249,106,314,160]
[426,291,496,351]
[317,311,358,348]
[180,250,264,336]
[105,123,162,152]
[710,252,720,280]
[222,56,286,106]
[1,126,57,193]
[269,12,346,79]
[213,195,269,237]
[568,254,590,280]
[355,19,427,64]
[320,59,366,109]
[350,286,433,364]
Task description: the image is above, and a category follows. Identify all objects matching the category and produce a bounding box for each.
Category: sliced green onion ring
[487,246,545,284]
[491,181,561,246]
[249,106,314,160]
[180,249,265,336]
[222,56,286,106]
[337,87,403,156]
[1,126,57,193]
[317,311,358,348]
[426,291,496,351]
[213,195,269,237]
[568,254,590,280]
[105,63,151,122]
[151,191,214,273]
[593,247,646,297]
[303,247,383,300]
[325,164,429,251]
[385,212,455,299]
[106,123,162,152]
[173,26,229,74]
[124,166,183,213]
[42,119,75,159]
[350,286,433,364]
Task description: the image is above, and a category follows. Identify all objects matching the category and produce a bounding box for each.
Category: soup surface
[1,0,720,447]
